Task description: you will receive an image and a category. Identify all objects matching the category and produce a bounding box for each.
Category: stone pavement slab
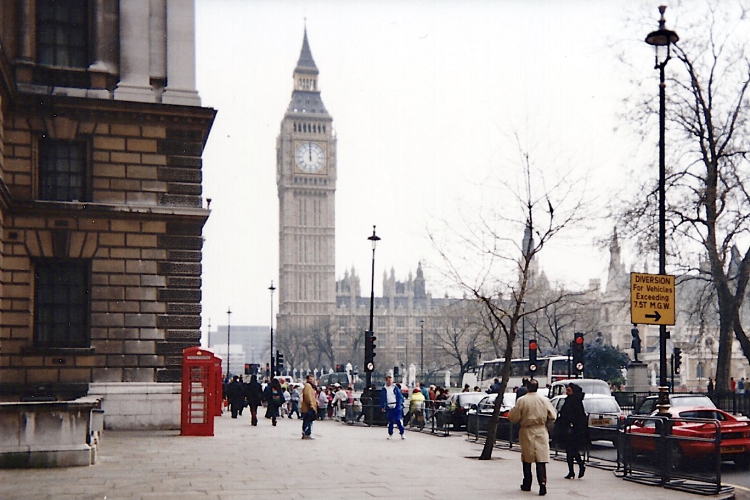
[0,413,742,500]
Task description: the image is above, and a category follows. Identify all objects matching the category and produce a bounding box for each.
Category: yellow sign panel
[630,273,676,325]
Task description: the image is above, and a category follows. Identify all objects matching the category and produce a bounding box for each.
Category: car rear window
[671,396,715,408]
[584,398,620,414]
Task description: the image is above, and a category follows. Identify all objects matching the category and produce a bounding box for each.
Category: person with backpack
[264,378,284,426]
[244,374,263,426]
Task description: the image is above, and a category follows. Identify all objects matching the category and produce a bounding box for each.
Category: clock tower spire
[276,28,337,337]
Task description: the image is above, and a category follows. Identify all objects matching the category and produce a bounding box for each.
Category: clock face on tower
[295,142,326,173]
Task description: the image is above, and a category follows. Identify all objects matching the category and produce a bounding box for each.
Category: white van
[548,378,610,399]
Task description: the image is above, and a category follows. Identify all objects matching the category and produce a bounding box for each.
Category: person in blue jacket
[379,374,405,439]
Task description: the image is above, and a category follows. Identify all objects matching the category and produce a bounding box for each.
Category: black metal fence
[613,391,750,416]
[619,414,732,496]
[343,399,451,436]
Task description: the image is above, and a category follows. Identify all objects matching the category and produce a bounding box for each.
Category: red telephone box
[181,347,220,436]
[213,358,223,417]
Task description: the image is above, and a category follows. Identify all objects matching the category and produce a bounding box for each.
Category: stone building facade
[0,1,214,429]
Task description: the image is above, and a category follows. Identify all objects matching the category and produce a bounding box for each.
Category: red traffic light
[574,335,584,345]
[529,341,538,351]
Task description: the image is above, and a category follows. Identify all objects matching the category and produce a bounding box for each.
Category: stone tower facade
[276,30,337,334]
[0,1,214,429]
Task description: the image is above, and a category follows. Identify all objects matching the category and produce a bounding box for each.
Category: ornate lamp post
[269,281,276,378]
[365,226,380,391]
[226,307,232,377]
[646,5,678,414]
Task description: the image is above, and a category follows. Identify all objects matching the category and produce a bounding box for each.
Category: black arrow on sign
[645,311,662,322]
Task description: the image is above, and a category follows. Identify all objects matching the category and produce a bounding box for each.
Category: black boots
[536,463,547,496]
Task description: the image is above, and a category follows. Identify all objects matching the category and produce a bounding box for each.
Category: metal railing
[619,414,731,496]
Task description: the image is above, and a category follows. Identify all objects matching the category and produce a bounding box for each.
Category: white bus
[471,356,570,392]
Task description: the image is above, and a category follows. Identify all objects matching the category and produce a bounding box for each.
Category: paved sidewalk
[0,413,742,500]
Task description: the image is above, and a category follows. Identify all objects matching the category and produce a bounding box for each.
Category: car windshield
[583,398,620,414]
[457,393,489,406]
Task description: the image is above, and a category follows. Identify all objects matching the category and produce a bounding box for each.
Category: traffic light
[244,364,251,375]
[673,347,682,374]
[572,332,585,376]
[394,365,400,377]
[275,350,284,374]
[528,339,538,376]
[365,332,377,372]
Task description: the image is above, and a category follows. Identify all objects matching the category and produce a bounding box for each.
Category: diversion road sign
[630,272,675,326]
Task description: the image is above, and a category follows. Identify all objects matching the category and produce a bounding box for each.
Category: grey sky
[195,0,664,328]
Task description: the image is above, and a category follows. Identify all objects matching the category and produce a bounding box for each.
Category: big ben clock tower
[276,29,336,335]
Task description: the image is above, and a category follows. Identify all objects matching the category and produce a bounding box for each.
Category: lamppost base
[656,385,671,415]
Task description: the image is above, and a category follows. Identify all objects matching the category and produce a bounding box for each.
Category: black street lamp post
[365,226,380,391]
[646,5,678,414]
[269,281,276,378]
[226,307,232,377]
[420,319,425,383]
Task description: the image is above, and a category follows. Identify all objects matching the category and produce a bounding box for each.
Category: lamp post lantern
[365,226,380,391]
[646,5,678,414]
[269,281,276,379]
[226,307,232,377]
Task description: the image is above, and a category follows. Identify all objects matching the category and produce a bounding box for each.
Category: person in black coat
[244,374,263,426]
[554,383,590,479]
[225,376,245,419]
[264,378,284,426]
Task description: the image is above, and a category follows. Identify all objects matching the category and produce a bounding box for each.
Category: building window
[37,0,89,68]
[39,138,88,201]
[397,332,406,347]
[34,259,91,348]
[338,316,348,327]
[377,317,386,328]
[396,318,405,328]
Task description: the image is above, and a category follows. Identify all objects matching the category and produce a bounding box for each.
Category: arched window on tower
[696,361,705,380]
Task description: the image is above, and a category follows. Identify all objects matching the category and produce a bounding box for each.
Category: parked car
[550,394,623,445]
[627,407,750,469]
[548,379,611,399]
[447,392,491,430]
[632,394,715,415]
[466,393,517,437]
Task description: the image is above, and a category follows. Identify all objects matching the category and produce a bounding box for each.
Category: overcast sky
[194,0,671,330]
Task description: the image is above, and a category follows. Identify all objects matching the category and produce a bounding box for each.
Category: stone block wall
[0,94,214,401]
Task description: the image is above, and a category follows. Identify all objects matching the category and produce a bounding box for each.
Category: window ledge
[22,347,95,356]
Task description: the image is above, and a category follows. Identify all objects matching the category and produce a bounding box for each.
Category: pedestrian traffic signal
[528,339,538,376]
[365,333,377,372]
[275,350,284,374]
[572,332,585,376]
[673,347,682,374]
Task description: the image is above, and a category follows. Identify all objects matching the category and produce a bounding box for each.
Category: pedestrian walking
[379,374,405,439]
[263,378,284,426]
[225,376,245,419]
[707,377,714,393]
[300,374,318,439]
[554,383,589,479]
[333,384,348,421]
[244,374,263,426]
[507,378,557,496]
[317,386,328,420]
[289,384,302,419]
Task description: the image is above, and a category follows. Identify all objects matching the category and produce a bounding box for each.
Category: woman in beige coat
[508,379,557,496]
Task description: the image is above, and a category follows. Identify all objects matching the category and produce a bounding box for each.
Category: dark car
[447,392,490,430]
[633,394,715,415]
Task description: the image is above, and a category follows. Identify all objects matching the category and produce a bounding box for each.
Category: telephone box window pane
[34,260,91,348]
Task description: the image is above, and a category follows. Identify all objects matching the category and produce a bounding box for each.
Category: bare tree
[432,299,484,380]
[618,3,750,390]
[432,143,588,459]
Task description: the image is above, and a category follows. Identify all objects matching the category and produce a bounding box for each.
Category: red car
[627,407,750,469]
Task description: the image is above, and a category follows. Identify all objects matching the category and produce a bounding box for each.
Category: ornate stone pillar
[162,0,201,106]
